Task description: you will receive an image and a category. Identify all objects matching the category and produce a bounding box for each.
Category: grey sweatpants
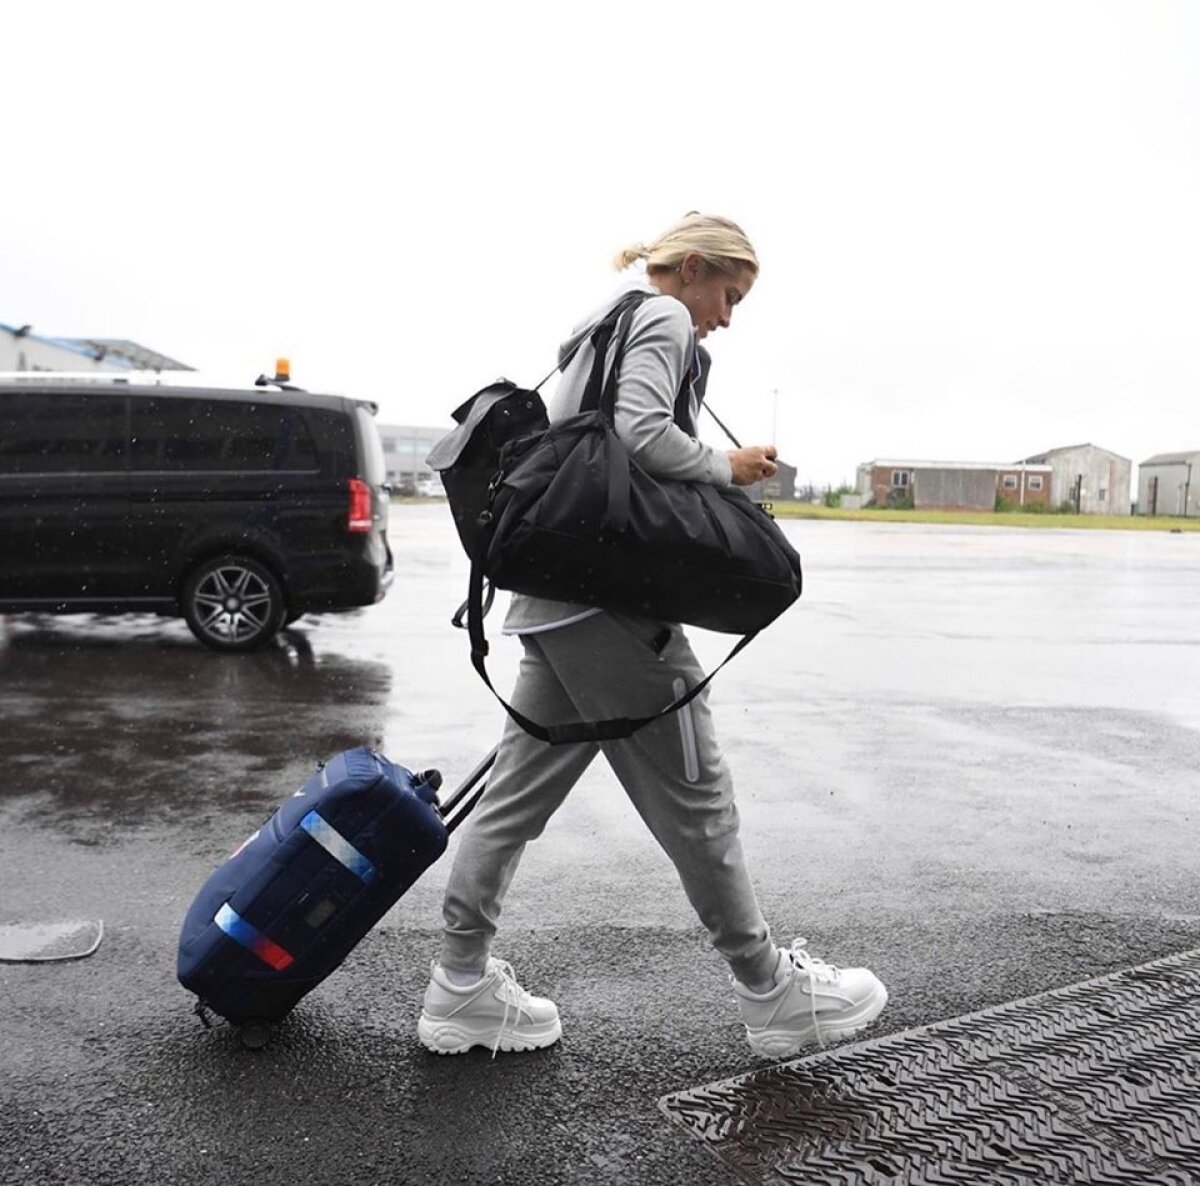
[439,610,778,989]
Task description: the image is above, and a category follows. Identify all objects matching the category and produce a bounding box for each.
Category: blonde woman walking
[418,214,888,1058]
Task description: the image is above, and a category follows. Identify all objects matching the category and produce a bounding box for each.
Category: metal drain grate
[661,948,1200,1185]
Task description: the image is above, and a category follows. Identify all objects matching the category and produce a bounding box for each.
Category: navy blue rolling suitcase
[177,745,490,1047]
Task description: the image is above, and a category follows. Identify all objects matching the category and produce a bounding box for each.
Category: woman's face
[679,257,756,340]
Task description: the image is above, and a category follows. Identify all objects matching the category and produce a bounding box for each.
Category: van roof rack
[0,371,318,393]
[0,371,141,386]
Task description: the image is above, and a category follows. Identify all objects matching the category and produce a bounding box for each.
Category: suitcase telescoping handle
[438,747,496,834]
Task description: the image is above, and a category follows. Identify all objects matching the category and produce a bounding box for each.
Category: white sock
[744,950,787,994]
[443,966,485,988]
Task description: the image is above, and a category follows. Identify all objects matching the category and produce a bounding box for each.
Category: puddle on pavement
[0,615,392,830]
[0,919,104,961]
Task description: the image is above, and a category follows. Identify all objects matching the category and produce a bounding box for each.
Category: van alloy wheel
[183,556,286,652]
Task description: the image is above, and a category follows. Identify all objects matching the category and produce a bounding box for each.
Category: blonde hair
[613,212,759,277]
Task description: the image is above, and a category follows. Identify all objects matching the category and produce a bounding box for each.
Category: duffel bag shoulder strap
[584,296,700,444]
[465,554,758,745]
[577,291,657,417]
[529,289,648,395]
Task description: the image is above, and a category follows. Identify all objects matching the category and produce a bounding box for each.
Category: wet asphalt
[2,506,1199,1186]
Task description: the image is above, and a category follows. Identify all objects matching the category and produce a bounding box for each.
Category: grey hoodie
[502,277,733,636]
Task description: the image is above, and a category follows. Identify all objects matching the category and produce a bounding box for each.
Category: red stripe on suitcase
[215,903,295,971]
[253,936,294,971]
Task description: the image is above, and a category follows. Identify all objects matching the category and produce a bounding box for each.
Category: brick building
[856,460,1052,511]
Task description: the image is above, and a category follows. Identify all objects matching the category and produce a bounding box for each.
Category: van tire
[182,555,287,652]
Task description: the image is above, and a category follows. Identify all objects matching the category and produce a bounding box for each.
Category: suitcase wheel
[237,1019,274,1051]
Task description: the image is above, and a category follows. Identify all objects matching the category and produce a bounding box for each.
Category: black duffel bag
[483,404,802,634]
[480,297,802,634]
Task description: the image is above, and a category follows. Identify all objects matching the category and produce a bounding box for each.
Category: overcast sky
[3,1,1197,486]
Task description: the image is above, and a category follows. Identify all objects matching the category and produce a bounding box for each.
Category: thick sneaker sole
[746,982,888,1059]
[417,1013,562,1055]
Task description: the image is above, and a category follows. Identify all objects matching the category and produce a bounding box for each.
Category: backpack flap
[427,381,549,561]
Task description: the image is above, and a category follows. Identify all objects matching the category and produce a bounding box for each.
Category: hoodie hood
[557,276,663,367]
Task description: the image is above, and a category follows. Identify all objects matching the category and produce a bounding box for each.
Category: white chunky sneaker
[733,938,888,1059]
[417,958,562,1056]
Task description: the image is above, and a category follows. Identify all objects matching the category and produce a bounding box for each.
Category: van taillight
[347,479,372,533]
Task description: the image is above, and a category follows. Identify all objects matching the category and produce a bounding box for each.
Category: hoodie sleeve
[610,299,733,487]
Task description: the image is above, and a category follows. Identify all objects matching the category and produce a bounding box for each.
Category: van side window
[353,405,386,484]
[129,398,319,472]
[304,409,354,472]
[0,391,127,475]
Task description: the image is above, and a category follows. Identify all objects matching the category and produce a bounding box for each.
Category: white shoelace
[787,938,841,1049]
[489,959,528,1058]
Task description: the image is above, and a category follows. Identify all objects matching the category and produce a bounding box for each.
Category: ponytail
[612,213,758,277]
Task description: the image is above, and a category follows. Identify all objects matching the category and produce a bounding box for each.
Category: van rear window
[129,398,319,472]
[0,391,126,474]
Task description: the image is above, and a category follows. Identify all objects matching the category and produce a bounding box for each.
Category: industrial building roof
[1022,443,1131,463]
[1141,450,1200,466]
[862,459,1051,471]
[59,338,194,372]
[1,322,193,372]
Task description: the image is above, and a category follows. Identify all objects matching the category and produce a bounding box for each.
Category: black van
[0,376,393,651]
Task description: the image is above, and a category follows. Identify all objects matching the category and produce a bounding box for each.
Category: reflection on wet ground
[0,613,391,834]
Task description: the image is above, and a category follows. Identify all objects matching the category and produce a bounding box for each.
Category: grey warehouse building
[1138,451,1200,518]
[378,424,444,494]
[1020,443,1132,514]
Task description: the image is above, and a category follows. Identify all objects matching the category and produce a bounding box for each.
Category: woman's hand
[727,445,779,486]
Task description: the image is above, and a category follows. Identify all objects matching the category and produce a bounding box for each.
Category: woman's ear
[680,252,706,285]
